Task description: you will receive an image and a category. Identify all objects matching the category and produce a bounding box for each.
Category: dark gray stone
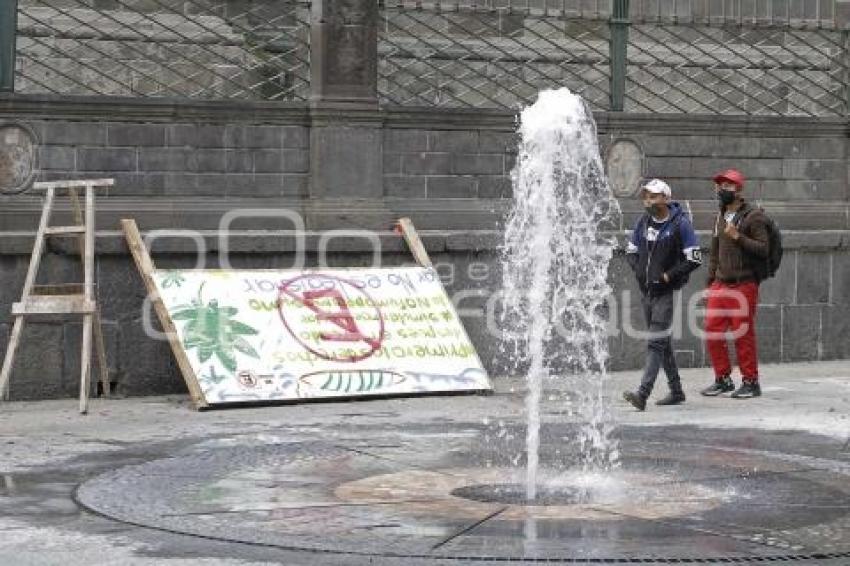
[167,124,227,148]
[310,0,378,103]
[63,319,119,397]
[78,148,136,171]
[193,149,228,173]
[479,131,518,154]
[765,180,846,201]
[690,158,783,180]
[758,254,796,305]
[760,138,845,160]
[224,125,281,149]
[8,323,66,400]
[781,159,846,181]
[281,127,309,149]
[796,252,830,305]
[781,305,820,362]
[38,146,75,170]
[831,252,850,305]
[281,174,309,196]
[117,318,184,396]
[478,176,510,199]
[452,154,503,175]
[107,124,167,147]
[163,173,203,195]
[226,150,254,174]
[138,148,193,172]
[645,156,691,178]
[384,176,426,198]
[310,126,382,198]
[428,131,478,153]
[821,305,850,360]
[755,305,781,363]
[383,153,402,175]
[427,176,476,198]
[252,174,285,196]
[42,122,106,146]
[384,129,428,152]
[225,173,256,193]
[282,149,309,173]
[253,151,285,173]
[401,153,451,176]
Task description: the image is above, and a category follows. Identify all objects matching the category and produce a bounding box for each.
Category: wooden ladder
[0,179,113,414]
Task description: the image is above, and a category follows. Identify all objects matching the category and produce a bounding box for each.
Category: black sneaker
[700,376,734,397]
[731,381,761,399]
[623,391,646,411]
[655,391,686,405]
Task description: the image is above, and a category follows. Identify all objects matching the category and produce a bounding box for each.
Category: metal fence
[3,0,848,116]
[378,0,848,115]
[12,0,310,101]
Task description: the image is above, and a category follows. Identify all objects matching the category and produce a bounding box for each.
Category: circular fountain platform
[76,425,850,563]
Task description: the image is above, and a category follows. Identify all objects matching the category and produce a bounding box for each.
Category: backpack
[735,208,783,281]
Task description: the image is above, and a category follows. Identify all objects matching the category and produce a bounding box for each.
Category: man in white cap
[623,178,702,410]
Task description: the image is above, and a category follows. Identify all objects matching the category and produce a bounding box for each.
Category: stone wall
[0,95,849,399]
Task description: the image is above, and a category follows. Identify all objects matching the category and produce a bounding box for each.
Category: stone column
[838,1,850,29]
[0,0,18,92]
[308,0,388,226]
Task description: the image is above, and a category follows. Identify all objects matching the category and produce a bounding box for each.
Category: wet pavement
[1,360,849,565]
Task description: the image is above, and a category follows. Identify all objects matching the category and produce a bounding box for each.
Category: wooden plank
[12,296,96,315]
[45,225,86,236]
[33,179,114,190]
[0,188,55,398]
[396,217,433,267]
[79,313,92,414]
[94,311,110,397]
[120,219,208,410]
[0,317,24,401]
[32,283,85,296]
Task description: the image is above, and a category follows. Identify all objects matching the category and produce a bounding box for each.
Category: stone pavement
[0,360,848,565]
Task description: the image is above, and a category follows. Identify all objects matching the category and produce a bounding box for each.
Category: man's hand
[723,222,740,240]
[662,272,670,283]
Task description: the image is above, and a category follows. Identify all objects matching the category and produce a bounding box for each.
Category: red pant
[704,281,759,381]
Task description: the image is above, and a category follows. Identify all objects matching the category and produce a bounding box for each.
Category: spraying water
[501,88,621,500]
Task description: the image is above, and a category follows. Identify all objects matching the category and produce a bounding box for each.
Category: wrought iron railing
[12,0,310,101]
[1,0,846,116]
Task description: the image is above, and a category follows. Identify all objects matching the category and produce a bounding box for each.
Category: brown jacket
[708,200,770,284]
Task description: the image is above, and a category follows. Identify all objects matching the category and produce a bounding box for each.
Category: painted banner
[152,267,491,404]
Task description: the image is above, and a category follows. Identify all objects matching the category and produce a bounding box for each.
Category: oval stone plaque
[605,139,643,198]
[0,124,37,194]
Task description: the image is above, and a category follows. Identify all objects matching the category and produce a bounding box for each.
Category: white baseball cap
[640,178,671,198]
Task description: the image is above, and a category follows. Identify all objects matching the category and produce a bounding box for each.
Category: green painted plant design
[160,271,186,288]
[172,283,259,373]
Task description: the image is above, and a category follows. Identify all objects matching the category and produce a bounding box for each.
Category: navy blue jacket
[626,202,702,296]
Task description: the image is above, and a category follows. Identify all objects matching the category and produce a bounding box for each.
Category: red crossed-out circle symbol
[277,274,385,363]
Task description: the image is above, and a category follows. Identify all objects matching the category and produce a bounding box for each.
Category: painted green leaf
[217,348,237,373]
[160,271,186,288]
[232,336,259,358]
[173,286,259,374]
[228,320,259,336]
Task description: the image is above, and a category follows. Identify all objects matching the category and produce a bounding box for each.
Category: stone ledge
[2,94,846,137]
[0,229,848,255]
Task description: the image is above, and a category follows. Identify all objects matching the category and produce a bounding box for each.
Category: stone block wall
[0,96,849,399]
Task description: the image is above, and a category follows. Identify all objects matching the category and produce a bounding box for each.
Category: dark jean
[638,292,682,398]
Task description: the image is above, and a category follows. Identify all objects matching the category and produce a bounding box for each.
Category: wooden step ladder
[0,179,113,414]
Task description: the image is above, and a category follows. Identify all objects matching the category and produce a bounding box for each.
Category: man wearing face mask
[623,179,702,411]
[701,169,769,399]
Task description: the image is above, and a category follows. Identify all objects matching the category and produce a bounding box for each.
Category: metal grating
[378,2,613,110]
[15,0,311,101]
[624,21,848,116]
